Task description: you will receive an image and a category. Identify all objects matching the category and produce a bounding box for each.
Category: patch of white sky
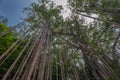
[52,0,97,25]
[51,0,71,18]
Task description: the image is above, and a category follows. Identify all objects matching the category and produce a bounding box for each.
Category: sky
[0,0,94,27]
[0,0,37,26]
[51,0,70,18]
[0,0,68,26]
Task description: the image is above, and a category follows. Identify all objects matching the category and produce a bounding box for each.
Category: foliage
[0,16,8,25]
[0,24,17,55]
[1,0,120,80]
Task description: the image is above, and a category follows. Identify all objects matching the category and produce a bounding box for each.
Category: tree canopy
[0,0,120,80]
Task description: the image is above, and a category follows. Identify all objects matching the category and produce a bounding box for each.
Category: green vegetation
[0,0,120,80]
[0,23,16,55]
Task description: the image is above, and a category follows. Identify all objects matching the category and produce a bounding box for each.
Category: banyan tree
[0,0,120,80]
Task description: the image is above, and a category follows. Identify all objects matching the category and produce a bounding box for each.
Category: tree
[0,23,16,55]
[0,0,120,80]
[0,16,8,25]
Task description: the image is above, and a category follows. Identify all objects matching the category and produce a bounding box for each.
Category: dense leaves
[0,24,16,55]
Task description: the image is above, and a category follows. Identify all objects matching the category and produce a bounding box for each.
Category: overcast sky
[52,0,70,18]
[0,0,37,26]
